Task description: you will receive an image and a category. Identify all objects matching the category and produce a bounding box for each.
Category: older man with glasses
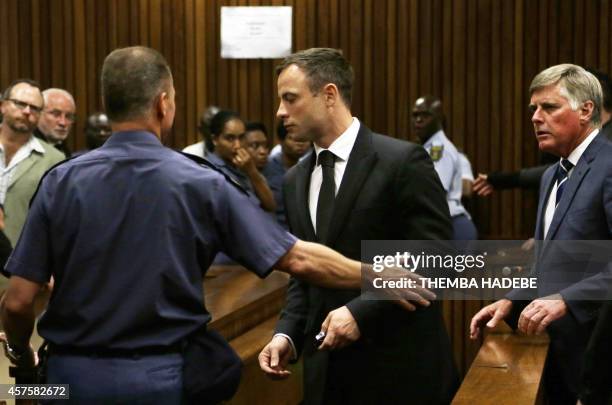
[34,88,76,158]
[0,79,64,247]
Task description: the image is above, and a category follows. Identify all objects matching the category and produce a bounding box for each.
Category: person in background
[243,122,270,171]
[182,105,220,158]
[473,69,612,198]
[0,79,65,247]
[207,110,275,213]
[34,88,76,158]
[72,112,112,158]
[412,95,478,240]
[263,121,310,228]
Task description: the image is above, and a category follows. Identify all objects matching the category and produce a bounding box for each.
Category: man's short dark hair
[2,79,43,102]
[276,48,354,108]
[101,46,172,122]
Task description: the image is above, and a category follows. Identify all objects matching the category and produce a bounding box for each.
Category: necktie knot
[559,159,573,174]
[555,159,574,206]
[318,150,336,168]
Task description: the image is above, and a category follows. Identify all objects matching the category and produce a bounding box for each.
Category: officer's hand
[233,148,257,175]
[318,306,361,351]
[0,333,37,368]
[362,265,436,311]
[518,294,566,335]
[469,299,512,339]
[258,336,293,380]
[473,174,494,197]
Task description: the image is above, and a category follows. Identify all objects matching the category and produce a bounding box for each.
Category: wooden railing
[452,325,549,405]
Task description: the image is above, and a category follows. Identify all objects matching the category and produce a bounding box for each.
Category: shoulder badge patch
[429,144,444,162]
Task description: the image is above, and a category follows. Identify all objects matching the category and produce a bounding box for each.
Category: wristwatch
[4,342,26,363]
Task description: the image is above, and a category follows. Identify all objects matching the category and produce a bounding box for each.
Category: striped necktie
[555,159,574,206]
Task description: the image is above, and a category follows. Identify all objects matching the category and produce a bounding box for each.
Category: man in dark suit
[580,298,612,405]
[258,48,458,405]
[470,64,612,404]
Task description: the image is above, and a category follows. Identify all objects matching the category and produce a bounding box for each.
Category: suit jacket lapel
[8,153,40,189]
[325,126,377,246]
[294,150,317,241]
[535,167,556,240]
[545,134,603,240]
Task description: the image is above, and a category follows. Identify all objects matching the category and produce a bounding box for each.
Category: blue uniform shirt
[423,130,468,218]
[207,151,261,207]
[262,152,288,229]
[5,131,297,349]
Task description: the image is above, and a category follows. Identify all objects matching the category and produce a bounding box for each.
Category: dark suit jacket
[276,124,458,405]
[507,132,612,398]
[581,299,612,405]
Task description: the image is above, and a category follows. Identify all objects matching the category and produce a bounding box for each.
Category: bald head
[38,88,76,143]
[412,95,444,143]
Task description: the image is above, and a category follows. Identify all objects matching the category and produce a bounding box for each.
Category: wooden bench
[205,266,303,405]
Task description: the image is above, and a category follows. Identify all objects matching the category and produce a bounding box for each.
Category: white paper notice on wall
[221,6,292,59]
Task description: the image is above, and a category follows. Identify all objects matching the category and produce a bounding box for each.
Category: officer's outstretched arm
[274,240,435,309]
[275,240,361,289]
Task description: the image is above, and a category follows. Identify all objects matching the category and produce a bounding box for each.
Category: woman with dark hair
[207,110,275,213]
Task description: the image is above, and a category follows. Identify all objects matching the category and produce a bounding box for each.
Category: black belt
[48,343,182,358]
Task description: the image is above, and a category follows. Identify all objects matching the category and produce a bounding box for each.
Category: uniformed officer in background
[0,46,431,404]
[412,95,478,240]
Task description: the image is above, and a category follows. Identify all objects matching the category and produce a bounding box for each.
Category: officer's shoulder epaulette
[178,151,249,196]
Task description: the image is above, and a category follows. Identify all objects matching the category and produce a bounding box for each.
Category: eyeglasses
[45,109,76,122]
[7,99,43,114]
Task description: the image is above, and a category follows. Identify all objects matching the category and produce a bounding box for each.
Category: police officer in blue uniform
[412,95,478,240]
[0,46,433,404]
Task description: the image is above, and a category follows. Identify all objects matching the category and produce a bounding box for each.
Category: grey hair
[529,64,603,126]
[42,88,75,108]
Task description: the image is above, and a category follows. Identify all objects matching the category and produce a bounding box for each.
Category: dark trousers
[42,352,183,404]
[452,214,478,241]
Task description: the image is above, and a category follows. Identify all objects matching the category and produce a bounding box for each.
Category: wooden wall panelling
[512,0,525,238]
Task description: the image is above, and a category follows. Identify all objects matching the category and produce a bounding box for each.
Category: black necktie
[555,159,574,206]
[316,150,336,242]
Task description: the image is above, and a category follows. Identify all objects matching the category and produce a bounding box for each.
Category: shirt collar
[313,117,360,163]
[423,129,446,148]
[0,135,46,154]
[29,136,46,154]
[104,130,163,147]
[566,128,599,167]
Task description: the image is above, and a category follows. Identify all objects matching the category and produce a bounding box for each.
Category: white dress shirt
[543,128,599,238]
[308,117,360,229]
[0,136,46,204]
